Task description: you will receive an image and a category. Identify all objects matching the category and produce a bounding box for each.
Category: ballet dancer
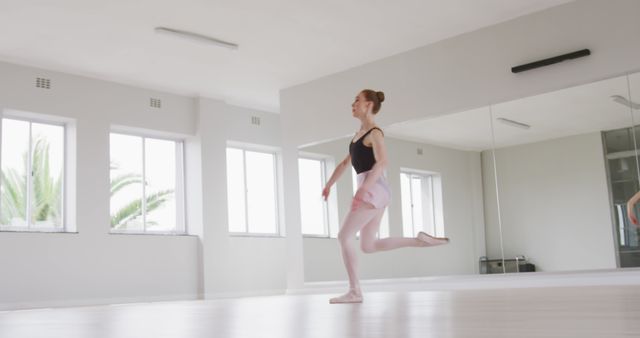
[322,89,449,304]
[627,191,640,226]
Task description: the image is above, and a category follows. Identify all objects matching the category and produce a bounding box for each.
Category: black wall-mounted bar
[511,49,591,73]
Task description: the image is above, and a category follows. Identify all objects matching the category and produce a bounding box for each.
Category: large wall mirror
[489,72,639,272]
[297,71,640,283]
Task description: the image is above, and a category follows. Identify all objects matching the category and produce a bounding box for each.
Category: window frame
[109,130,187,236]
[226,144,282,237]
[400,168,444,238]
[298,154,333,238]
[0,115,68,233]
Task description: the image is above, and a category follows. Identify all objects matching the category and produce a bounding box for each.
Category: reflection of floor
[299,268,640,293]
[1,285,639,338]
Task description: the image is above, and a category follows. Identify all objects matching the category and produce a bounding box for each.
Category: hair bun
[376,91,385,103]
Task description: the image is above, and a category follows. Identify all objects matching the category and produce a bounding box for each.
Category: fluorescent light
[497,117,531,130]
[611,95,640,109]
[155,27,238,50]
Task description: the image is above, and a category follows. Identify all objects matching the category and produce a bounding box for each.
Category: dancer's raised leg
[360,214,449,253]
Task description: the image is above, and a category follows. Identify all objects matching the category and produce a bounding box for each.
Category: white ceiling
[0,0,572,112]
[385,72,640,151]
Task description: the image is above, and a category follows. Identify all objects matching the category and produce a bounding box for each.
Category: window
[0,118,65,231]
[352,168,390,238]
[299,157,339,237]
[400,170,444,237]
[226,147,279,235]
[299,157,327,236]
[110,133,185,234]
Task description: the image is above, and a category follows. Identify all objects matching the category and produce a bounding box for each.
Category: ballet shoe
[417,231,450,246]
[329,289,363,304]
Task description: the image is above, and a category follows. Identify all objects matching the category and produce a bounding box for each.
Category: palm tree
[1,162,28,225]
[32,138,63,224]
[109,188,174,228]
[109,164,175,229]
[0,136,174,229]
[1,137,62,226]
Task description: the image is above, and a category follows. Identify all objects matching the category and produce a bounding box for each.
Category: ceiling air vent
[36,77,51,89]
[251,116,261,126]
[150,98,162,109]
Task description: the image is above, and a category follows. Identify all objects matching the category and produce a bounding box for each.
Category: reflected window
[299,157,330,236]
[226,147,279,235]
[0,118,65,231]
[352,168,390,238]
[400,170,444,238]
[110,133,185,234]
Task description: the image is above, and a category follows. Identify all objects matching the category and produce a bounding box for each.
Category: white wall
[197,98,287,297]
[481,132,617,271]
[302,137,486,282]
[0,61,200,309]
[0,60,286,309]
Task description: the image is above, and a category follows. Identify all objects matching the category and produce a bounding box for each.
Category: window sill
[109,230,193,237]
[229,232,285,238]
[0,228,78,234]
[302,235,336,239]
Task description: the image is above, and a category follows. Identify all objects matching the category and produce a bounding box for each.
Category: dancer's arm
[354,129,388,198]
[627,191,640,226]
[322,154,351,200]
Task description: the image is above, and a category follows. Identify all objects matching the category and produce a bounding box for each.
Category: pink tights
[335,203,433,297]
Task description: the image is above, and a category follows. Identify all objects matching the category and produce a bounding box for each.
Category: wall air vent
[150,98,162,109]
[36,77,51,89]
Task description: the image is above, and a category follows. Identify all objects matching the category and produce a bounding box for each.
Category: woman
[322,89,450,304]
[627,191,640,225]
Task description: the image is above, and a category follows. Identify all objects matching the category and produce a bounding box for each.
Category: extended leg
[360,212,450,253]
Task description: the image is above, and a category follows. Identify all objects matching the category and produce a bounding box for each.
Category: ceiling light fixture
[154,27,239,50]
[611,95,640,109]
[497,117,531,130]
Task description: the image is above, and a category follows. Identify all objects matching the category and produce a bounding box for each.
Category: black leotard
[349,127,383,174]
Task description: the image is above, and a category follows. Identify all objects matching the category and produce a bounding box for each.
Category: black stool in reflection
[479,256,536,274]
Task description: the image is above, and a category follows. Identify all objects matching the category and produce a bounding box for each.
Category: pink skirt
[355,170,392,209]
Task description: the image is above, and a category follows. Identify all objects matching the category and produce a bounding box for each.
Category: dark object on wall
[511,49,591,73]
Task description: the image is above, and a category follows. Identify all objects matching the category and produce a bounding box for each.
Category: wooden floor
[1,285,639,338]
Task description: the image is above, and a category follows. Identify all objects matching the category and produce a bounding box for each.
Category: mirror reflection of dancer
[627,191,640,225]
[322,89,450,304]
